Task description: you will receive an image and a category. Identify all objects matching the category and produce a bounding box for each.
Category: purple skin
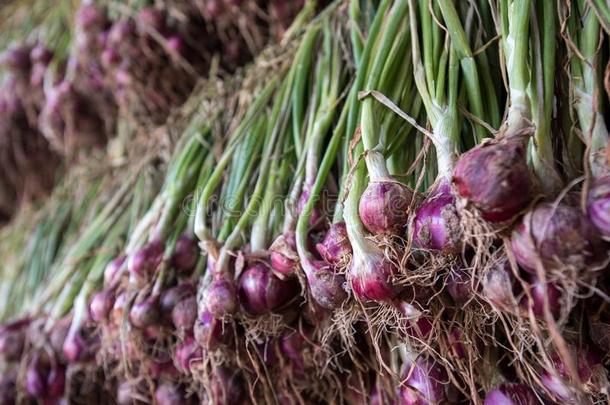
[521,277,561,319]
[155,383,190,405]
[0,329,24,362]
[541,348,602,402]
[30,45,53,65]
[482,260,518,310]
[172,297,198,331]
[205,276,238,317]
[90,288,115,322]
[166,36,186,57]
[127,239,164,284]
[399,357,448,405]
[148,360,179,380]
[412,181,461,253]
[483,383,538,405]
[349,252,401,302]
[270,250,296,276]
[280,329,313,372]
[136,7,168,34]
[171,234,199,273]
[25,354,66,400]
[394,302,433,339]
[108,20,136,48]
[359,181,413,235]
[174,335,202,374]
[194,311,232,351]
[129,295,160,329]
[316,222,352,265]
[452,138,533,223]
[210,366,245,405]
[76,4,108,31]
[446,265,472,304]
[303,260,348,309]
[62,330,87,363]
[587,174,610,239]
[511,201,606,273]
[160,283,195,314]
[0,372,16,405]
[448,328,466,359]
[269,233,298,277]
[238,263,300,315]
[0,46,32,72]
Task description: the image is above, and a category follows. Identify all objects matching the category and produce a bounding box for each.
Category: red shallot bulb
[453,138,533,223]
[238,263,299,315]
[359,180,412,235]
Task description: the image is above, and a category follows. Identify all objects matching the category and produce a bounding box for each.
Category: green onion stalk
[268,25,322,277]
[197,63,294,322]
[343,0,413,304]
[567,0,610,238]
[452,0,557,224]
[293,18,350,310]
[408,0,462,254]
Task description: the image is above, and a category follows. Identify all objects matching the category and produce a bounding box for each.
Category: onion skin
[171,234,198,273]
[0,372,16,405]
[446,265,472,304]
[160,283,195,314]
[174,335,202,374]
[452,138,533,223]
[25,354,66,400]
[127,239,164,284]
[0,329,24,362]
[194,311,232,351]
[103,255,126,286]
[238,263,299,315]
[303,260,348,309]
[521,277,561,319]
[511,201,606,273]
[172,297,197,331]
[541,348,602,402]
[587,174,610,240]
[155,383,191,405]
[483,383,538,405]
[482,259,518,310]
[359,181,413,235]
[269,233,298,277]
[129,295,160,329]
[349,251,400,302]
[316,222,352,265]
[210,366,245,405]
[399,357,448,405]
[90,288,115,322]
[205,276,238,317]
[412,181,461,252]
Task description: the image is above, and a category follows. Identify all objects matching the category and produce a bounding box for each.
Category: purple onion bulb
[90,288,115,322]
[315,222,352,265]
[302,260,347,309]
[587,174,610,239]
[205,276,238,318]
[129,295,160,329]
[483,383,538,405]
[348,250,401,302]
[171,234,198,274]
[412,181,461,252]
[453,138,533,223]
[399,357,448,405]
[511,201,606,273]
[358,180,412,235]
[127,239,164,284]
[238,263,300,315]
[172,297,197,331]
